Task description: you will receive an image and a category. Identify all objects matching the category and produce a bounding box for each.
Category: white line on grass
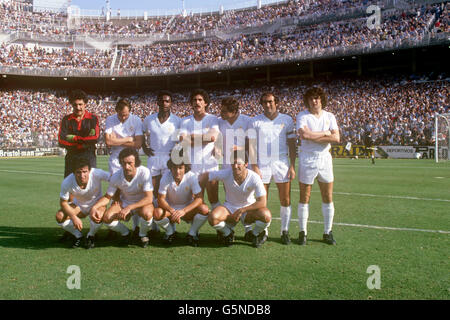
[271,218,450,234]
[269,186,450,203]
[0,169,61,176]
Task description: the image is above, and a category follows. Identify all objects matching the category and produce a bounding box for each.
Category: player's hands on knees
[171,209,185,224]
[231,208,244,222]
[71,216,83,231]
[91,208,102,224]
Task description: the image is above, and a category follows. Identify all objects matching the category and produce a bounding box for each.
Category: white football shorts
[298,151,334,185]
[147,154,170,177]
[259,157,290,184]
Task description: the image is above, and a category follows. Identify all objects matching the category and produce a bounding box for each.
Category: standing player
[248,92,296,245]
[105,98,144,173]
[56,156,110,249]
[58,90,100,178]
[296,87,340,245]
[105,98,144,237]
[142,91,181,207]
[200,151,271,248]
[217,96,252,169]
[153,155,209,247]
[92,148,154,248]
[179,89,220,209]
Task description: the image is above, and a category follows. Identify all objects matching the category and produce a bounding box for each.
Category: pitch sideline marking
[1,169,449,203]
[268,186,450,203]
[271,218,450,234]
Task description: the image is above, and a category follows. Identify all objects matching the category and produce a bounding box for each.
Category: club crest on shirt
[185,186,189,192]
[325,120,330,127]
[138,183,143,189]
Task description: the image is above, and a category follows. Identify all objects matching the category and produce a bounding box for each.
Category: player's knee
[260,208,272,223]
[280,198,290,207]
[208,210,221,226]
[198,204,210,216]
[55,211,65,223]
[153,207,164,220]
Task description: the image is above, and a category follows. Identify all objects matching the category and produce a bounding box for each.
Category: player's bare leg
[102,202,130,246]
[209,206,235,246]
[85,205,106,249]
[206,180,220,209]
[56,205,86,248]
[243,208,272,248]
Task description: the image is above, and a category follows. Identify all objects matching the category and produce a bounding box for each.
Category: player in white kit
[179,89,220,209]
[217,97,252,169]
[143,91,181,203]
[105,98,144,239]
[56,156,110,249]
[248,92,297,245]
[200,151,272,248]
[296,87,340,245]
[92,148,154,248]
[153,155,209,247]
[142,91,181,238]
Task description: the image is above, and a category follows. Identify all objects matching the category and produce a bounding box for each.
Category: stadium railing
[0,32,448,78]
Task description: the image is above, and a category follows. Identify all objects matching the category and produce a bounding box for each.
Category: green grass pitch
[0,156,448,300]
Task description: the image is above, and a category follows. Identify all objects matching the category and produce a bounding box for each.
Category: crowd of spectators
[1,8,439,72]
[1,77,448,149]
[0,44,113,69]
[0,0,438,37]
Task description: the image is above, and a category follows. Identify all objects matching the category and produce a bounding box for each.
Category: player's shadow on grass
[147,232,255,249]
[0,226,76,250]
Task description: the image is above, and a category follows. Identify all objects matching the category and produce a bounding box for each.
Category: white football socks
[280,206,291,233]
[87,217,102,238]
[298,203,309,234]
[106,220,129,236]
[252,220,271,237]
[155,217,175,236]
[139,217,153,237]
[212,221,231,237]
[60,219,82,239]
[322,202,335,235]
[131,214,140,231]
[188,214,208,236]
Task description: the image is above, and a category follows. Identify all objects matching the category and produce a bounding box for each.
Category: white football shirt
[248,113,295,165]
[158,170,201,207]
[218,114,251,165]
[296,110,338,153]
[105,113,144,160]
[142,113,181,155]
[209,168,266,208]
[107,166,153,205]
[179,113,219,168]
[60,168,110,212]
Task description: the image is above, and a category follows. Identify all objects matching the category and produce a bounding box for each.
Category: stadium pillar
[266,66,271,83]
[197,74,201,87]
[358,56,363,76]
[166,77,170,89]
[226,71,231,86]
[309,61,314,78]
[411,49,417,73]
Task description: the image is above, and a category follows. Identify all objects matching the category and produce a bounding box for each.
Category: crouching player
[56,155,110,249]
[91,148,154,248]
[153,155,209,247]
[200,151,271,248]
